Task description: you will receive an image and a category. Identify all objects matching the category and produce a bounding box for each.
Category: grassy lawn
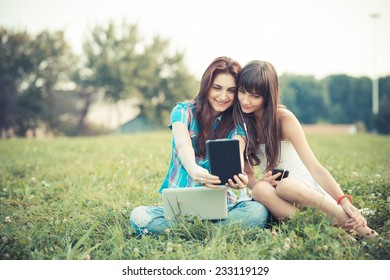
[0,132,389,260]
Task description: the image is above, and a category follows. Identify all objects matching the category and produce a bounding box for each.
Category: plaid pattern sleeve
[169,102,192,129]
[230,124,247,140]
[159,101,237,205]
[159,102,199,192]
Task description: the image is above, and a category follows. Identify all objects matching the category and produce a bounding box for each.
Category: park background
[0,0,390,265]
[0,0,390,136]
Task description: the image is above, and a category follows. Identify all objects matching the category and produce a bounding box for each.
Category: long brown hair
[194,56,241,158]
[233,60,282,171]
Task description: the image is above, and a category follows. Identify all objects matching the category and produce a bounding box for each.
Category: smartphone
[272,168,289,181]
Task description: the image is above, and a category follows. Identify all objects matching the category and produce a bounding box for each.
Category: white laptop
[162,186,228,220]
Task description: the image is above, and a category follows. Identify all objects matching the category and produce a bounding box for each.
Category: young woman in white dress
[234,60,378,238]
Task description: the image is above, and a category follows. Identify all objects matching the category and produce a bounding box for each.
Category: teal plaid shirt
[159,101,245,205]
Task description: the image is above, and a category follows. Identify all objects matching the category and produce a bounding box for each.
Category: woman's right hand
[189,165,221,188]
[261,170,280,187]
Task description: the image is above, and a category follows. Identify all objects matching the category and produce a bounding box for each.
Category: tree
[325,75,373,128]
[74,21,142,134]
[134,35,196,125]
[0,28,76,137]
[78,21,197,132]
[375,76,390,134]
[0,28,33,137]
[280,74,326,124]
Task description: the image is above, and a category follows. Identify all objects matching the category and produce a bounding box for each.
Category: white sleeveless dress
[258,141,328,195]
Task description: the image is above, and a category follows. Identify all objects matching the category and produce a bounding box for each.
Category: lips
[241,105,252,111]
[214,99,231,106]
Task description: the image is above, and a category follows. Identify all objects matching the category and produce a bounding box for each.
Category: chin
[212,102,232,112]
[241,108,253,114]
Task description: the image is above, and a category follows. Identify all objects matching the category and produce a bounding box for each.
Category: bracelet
[336,194,353,205]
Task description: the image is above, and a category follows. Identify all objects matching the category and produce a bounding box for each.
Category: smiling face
[207,73,236,116]
[238,88,264,116]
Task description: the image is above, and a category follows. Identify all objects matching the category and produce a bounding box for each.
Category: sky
[1,0,389,80]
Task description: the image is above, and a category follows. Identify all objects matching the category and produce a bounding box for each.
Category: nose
[219,90,228,100]
[241,94,250,105]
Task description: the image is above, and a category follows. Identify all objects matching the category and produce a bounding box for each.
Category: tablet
[162,186,228,220]
[206,138,242,185]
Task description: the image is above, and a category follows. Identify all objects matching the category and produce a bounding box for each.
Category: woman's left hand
[227,173,248,189]
[341,203,367,230]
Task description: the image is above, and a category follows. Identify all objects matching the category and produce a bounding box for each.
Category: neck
[254,108,264,121]
[211,109,221,119]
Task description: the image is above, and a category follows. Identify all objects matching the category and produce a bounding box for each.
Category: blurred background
[0,0,389,137]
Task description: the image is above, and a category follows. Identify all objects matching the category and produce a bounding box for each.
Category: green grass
[0,132,389,260]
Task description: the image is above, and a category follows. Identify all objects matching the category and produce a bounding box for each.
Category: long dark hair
[233,60,282,171]
[194,56,241,158]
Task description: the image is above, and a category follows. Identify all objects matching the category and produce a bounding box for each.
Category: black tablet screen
[206,139,242,185]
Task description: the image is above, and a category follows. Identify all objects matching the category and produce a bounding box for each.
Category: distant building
[86,97,139,130]
[118,116,161,133]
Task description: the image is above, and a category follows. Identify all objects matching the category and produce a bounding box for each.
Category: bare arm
[280,111,343,199]
[171,122,221,186]
[281,109,365,226]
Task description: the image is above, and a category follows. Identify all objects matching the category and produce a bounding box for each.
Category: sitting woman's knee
[251,181,275,202]
[276,178,297,194]
[275,178,308,203]
[130,206,153,229]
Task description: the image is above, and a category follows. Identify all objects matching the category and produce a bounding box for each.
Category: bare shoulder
[278,108,302,140]
[278,108,298,123]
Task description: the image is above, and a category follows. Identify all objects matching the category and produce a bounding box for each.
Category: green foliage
[279,73,390,133]
[0,132,389,260]
[78,21,197,131]
[280,74,326,123]
[2,25,390,136]
[375,76,390,134]
[0,28,77,137]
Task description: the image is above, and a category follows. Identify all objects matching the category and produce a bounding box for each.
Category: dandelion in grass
[375,174,381,179]
[41,181,50,187]
[283,238,291,250]
[31,177,36,183]
[360,208,375,216]
[5,216,11,223]
[166,242,173,253]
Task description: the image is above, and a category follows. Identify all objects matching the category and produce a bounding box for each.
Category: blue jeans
[130,200,268,235]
